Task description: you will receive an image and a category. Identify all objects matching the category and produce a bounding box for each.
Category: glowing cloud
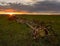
[0,0,60,5]
[0,0,44,5]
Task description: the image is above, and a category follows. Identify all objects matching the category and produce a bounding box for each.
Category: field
[0,15,60,46]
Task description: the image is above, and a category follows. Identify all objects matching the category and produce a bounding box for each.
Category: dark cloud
[0,1,60,12]
[31,1,60,12]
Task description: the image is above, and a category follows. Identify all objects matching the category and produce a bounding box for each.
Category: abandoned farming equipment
[8,15,59,46]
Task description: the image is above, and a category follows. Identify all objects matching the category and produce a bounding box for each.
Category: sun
[7,13,15,17]
[9,13,14,16]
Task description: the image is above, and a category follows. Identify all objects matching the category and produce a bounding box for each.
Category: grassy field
[0,15,60,46]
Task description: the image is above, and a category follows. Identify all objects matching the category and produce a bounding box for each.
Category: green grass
[0,15,60,46]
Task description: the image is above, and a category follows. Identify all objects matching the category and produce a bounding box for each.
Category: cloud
[0,0,44,5]
[19,0,45,5]
[0,1,60,12]
[31,1,60,12]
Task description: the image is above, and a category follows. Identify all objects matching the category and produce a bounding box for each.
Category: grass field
[0,15,60,46]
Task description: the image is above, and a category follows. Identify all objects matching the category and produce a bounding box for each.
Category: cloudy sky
[0,0,60,13]
[0,0,60,4]
[0,0,44,5]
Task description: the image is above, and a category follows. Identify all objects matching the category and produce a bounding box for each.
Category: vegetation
[0,15,60,46]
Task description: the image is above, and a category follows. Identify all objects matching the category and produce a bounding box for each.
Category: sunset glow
[0,8,27,14]
[0,11,60,15]
[0,9,60,15]
[0,12,24,14]
[0,9,28,15]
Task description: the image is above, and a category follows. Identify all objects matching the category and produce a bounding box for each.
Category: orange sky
[0,9,28,14]
[0,9,60,15]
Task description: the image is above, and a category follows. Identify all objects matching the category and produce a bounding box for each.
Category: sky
[0,0,60,13]
[0,0,44,5]
[0,0,60,5]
